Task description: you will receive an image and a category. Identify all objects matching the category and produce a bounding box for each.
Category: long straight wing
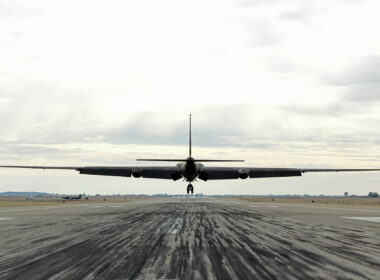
[202,167,302,180]
[0,165,181,180]
[78,166,181,180]
[202,167,380,180]
[0,166,79,170]
[300,168,380,173]
[1,165,380,180]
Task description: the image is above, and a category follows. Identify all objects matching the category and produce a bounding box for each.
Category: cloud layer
[1,0,380,194]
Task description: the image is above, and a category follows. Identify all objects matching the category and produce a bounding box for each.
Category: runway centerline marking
[342,217,380,223]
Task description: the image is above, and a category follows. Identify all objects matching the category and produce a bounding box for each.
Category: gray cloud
[101,104,380,155]
[103,105,254,147]
[0,1,378,164]
[237,0,278,8]
[2,92,379,153]
[248,22,284,47]
[344,84,380,102]
[1,0,380,196]
[326,56,380,86]
[324,56,380,103]
[1,75,379,167]
[0,79,99,144]
[279,4,321,26]
[238,0,368,9]
[0,1,44,18]
[0,1,45,49]
[280,102,365,117]
[267,57,311,74]
[0,143,75,161]
[279,0,368,25]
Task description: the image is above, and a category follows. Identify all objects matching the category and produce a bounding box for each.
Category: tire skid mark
[0,204,173,279]
[219,204,378,279]
[0,200,380,279]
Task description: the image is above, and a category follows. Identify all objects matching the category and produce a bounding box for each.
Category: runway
[0,198,379,280]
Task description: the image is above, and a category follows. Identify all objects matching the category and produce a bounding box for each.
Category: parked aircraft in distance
[1,115,380,194]
[61,194,82,200]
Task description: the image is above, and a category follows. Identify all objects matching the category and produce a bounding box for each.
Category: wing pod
[238,168,249,179]
[131,168,142,178]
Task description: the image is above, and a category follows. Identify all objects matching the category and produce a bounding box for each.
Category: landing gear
[187,184,194,194]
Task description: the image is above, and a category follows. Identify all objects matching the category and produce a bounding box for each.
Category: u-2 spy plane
[1,115,380,194]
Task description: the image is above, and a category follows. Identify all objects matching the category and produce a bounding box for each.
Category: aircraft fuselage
[177,157,204,182]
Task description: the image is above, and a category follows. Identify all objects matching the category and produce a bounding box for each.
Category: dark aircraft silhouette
[1,115,380,194]
[61,194,82,200]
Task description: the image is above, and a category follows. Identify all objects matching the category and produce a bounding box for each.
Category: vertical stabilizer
[189,114,192,158]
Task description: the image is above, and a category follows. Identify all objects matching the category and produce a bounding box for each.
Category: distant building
[344,192,348,197]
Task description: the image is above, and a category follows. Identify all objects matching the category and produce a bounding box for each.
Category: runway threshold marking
[342,217,380,223]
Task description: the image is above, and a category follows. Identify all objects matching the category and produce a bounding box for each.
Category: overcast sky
[1,0,380,195]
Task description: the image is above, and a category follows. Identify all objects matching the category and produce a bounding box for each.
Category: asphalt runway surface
[0,198,379,280]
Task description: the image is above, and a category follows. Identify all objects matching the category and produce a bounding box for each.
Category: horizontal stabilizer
[137,159,187,162]
[194,159,244,162]
[136,159,244,162]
